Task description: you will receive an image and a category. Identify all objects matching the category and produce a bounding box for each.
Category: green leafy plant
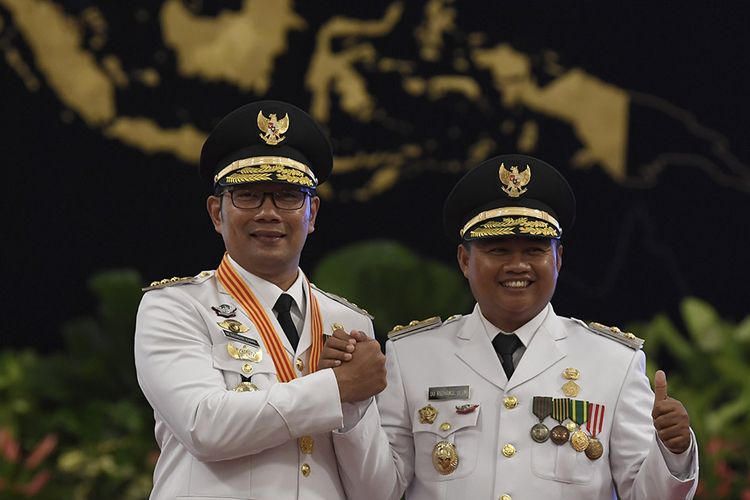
[628,297,750,499]
[0,270,156,499]
[312,240,474,344]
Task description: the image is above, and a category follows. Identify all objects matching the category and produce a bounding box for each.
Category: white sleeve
[609,350,699,500]
[332,341,412,500]
[134,287,344,462]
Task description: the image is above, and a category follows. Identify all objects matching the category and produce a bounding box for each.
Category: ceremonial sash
[216,254,323,382]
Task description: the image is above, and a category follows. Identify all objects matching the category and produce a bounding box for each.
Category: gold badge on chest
[227,343,263,362]
[562,367,581,397]
[432,441,459,475]
[418,405,438,424]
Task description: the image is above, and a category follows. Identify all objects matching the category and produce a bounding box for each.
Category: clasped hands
[320,328,387,403]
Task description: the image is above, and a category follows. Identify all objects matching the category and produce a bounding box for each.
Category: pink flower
[24,434,57,470]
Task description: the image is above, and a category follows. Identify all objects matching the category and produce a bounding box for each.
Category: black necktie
[492,333,522,379]
[274,293,299,351]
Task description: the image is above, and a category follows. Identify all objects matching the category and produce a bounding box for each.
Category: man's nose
[254,194,281,219]
[505,252,531,271]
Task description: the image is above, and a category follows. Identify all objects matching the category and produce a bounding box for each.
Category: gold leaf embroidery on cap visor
[468,217,559,238]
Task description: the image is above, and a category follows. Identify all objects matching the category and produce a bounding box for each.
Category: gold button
[295,358,304,371]
[503,396,518,409]
[242,363,253,374]
[439,422,452,431]
[301,463,310,477]
[501,495,512,500]
[501,444,516,458]
[331,323,344,332]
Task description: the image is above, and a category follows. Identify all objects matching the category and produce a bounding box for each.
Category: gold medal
[566,421,578,433]
[550,425,570,445]
[233,381,258,392]
[418,405,438,424]
[299,435,314,455]
[562,380,580,397]
[570,429,590,452]
[585,437,604,460]
[432,441,459,475]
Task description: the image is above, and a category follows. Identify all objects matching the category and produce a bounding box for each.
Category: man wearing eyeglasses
[134,100,387,499]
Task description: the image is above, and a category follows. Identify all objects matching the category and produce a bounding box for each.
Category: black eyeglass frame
[221,186,315,210]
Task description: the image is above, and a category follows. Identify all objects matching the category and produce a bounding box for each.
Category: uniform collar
[226,254,307,313]
[478,303,551,348]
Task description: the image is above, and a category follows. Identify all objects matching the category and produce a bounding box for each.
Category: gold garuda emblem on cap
[499,163,531,198]
[257,110,289,145]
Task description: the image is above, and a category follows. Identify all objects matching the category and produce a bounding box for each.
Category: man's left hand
[651,370,691,454]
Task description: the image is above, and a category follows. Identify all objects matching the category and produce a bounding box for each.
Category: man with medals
[323,154,698,499]
[134,100,387,499]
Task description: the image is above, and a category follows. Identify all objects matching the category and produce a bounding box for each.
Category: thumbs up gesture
[651,370,691,454]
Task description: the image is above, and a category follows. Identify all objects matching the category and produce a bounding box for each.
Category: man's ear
[207,195,223,234]
[457,243,470,278]
[307,196,320,234]
[555,241,563,273]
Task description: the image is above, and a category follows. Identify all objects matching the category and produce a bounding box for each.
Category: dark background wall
[1,1,748,351]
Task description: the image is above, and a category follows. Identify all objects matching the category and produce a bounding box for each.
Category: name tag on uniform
[428,385,470,401]
[223,330,260,348]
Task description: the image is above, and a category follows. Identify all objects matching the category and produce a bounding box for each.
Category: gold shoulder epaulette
[576,319,644,350]
[387,316,442,341]
[310,283,374,319]
[142,270,213,292]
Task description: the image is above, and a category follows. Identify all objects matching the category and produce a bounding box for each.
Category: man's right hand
[327,329,387,403]
[319,328,359,369]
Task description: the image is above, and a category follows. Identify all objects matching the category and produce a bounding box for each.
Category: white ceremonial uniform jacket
[334,304,698,500]
[134,268,379,500]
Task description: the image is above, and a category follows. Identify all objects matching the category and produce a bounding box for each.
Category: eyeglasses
[225,187,313,210]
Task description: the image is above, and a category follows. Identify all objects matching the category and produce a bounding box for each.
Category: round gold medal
[550,424,570,445]
[530,422,550,443]
[432,441,459,475]
[585,437,604,460]
[233,381,258,392]
[570,430,590,452]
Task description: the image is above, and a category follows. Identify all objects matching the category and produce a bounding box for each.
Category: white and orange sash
[216,254,323,382]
